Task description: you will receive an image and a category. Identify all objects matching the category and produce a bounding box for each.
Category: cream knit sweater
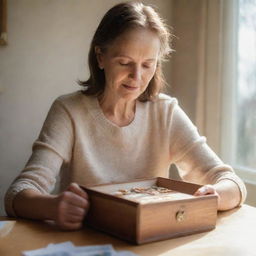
[5,91,247,216]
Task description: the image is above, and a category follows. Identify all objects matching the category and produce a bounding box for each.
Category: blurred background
[0,0,255,215]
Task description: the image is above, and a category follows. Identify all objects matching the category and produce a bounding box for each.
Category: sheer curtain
[195,0,223,155]
[171,0,256,205]
[196,0,239,163]
[195,0,256,184]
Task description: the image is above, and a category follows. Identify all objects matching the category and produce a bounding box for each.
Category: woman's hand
[194,184,220,206]
[53,183,89,230]
[194,180,242,211]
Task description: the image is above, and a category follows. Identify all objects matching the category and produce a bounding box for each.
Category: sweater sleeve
[4,98,74,216]
[169,102,247,205]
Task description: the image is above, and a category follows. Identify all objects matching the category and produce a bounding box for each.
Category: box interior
[86,178,196,204]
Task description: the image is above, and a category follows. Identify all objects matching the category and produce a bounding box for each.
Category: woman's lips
[122,84,139,90]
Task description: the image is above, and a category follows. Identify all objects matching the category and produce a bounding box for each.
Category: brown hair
[79,1,173,101]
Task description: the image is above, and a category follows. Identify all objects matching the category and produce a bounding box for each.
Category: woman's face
[96,28,161,101]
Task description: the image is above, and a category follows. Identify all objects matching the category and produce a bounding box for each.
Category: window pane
[236,0,256,170]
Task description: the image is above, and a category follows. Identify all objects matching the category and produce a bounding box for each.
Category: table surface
[0,204,256,256]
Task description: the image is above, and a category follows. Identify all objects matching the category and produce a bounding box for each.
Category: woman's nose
[129,65,142,81]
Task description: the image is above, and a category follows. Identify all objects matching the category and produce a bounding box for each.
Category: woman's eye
[143,64,151,69]
[119,62,129,66]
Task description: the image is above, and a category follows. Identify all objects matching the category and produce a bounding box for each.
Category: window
[193,0,256,183]
[171,0,256,183]
[220,0,256,183]
[236,0,256,171]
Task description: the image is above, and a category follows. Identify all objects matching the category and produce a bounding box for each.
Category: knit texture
[5,91,247,216]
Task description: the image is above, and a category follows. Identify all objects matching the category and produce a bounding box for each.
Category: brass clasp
[176,210,185,222]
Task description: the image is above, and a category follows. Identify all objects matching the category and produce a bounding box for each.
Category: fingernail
[199,187,207,193]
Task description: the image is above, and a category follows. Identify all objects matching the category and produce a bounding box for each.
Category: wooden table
[0,204,255,256]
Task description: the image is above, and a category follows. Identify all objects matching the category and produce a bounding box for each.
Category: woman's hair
[79,1,173,101]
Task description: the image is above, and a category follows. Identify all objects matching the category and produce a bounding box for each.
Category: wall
[0,0,173,215]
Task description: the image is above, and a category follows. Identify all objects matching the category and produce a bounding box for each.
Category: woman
[5,2,246,231]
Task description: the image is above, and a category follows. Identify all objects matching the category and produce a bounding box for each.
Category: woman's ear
[95,46,104,70]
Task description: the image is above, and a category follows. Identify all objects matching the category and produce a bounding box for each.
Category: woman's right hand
[53,183,90,230]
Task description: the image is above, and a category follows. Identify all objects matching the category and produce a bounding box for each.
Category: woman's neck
[98,93,136,127]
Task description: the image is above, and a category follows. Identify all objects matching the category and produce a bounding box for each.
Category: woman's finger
[65,204,87,217]
[194,185,216,196]
[64,212,85,222]
[61,191,89,209]
[68,183,89,200]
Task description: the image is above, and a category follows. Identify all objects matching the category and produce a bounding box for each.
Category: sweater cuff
[4,184,42,217]
[216,175,247,206]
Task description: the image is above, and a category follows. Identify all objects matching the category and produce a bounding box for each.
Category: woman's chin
[120,94,138,101]
[118,88,141,100]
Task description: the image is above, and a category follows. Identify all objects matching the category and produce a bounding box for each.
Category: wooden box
[81,177,218,244]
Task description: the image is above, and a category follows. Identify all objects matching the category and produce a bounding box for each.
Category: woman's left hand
[194,184,220,204]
